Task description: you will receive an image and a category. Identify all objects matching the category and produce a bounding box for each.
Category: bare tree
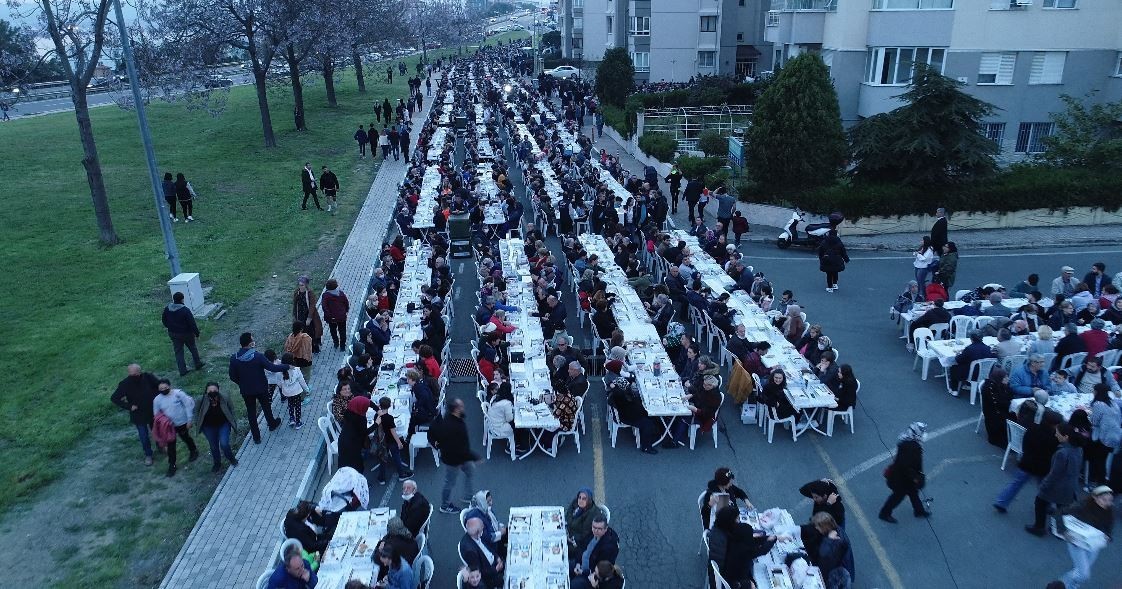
[12,0,121,244]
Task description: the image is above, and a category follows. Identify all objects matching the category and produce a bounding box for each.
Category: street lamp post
[111,0,182,277]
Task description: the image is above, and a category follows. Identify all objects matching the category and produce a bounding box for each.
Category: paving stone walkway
[159,79,439,589]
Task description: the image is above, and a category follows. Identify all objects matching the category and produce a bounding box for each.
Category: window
[1115,52,1122,76]
[631,51,650,72]
[1015,122,1053,153]
[698,51,717,68]
[982,123,1006,152]
[873,0,953,8]
[606,16,613,34]
[977,52,1016,85]
[572,0,584,7]
[630,16,650,35]
[736,58,758,78]
[865,47,946,85]
[572,38,583,50]
[700,16,719,32]
[1043,0,1077,7]
[572,17,583,29]
[1029,52,1065,84]
[736,32,744,42]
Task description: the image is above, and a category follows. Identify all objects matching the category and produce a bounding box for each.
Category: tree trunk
[252,67,277,147]
[352,49,366,93]
[323,57,337,107]
[287,45,306,131]
[72,89,120,245]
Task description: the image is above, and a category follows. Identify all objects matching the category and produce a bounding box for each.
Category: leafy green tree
[541,30,561,54]
[595,47,634,108]
[745,53,845,192]
[1039,92,1122,170]
[676,155,725,186]
[637,132,677,162]
[850,64,997,185]
[697,130,727,158]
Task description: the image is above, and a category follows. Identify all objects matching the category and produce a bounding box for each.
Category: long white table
[506,506,570,589]
[317,509,396,589]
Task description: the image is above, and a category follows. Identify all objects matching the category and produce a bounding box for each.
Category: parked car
[203,76,234,89]
[545,66,580,79]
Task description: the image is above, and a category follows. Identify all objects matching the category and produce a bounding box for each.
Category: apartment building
[766,0,1122,156]
[559,0,773,82]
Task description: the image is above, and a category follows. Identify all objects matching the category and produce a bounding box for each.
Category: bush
[739,165,1122,220]
[697,131,727,158]
[677,155,725,184]
[601,104,633,139]
[637,132,677,162]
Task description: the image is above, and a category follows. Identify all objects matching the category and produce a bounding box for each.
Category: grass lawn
[0,30,527,587]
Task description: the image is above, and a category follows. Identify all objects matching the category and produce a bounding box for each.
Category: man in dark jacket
[908,299,952,340]
[949,331,996,390]
[993,412,1062,513]
[110,364,161,465]
[460,517,504,588]
[664,165,683,212]
[319,165,339,215]
[228,332,290,443]
[162,292,204,376]
[1053,323,1088,371]
[431,398,479,513]
[400,479,432,537]
[571,515,619,584]
[541,295,568,340]
[682,176,704,224]
[929,207,948,252]
[300,162,321,210]
[421,306,446,355]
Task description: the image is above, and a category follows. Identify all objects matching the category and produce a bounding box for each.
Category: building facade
[559,0,773,82]
[765,0,1122,156]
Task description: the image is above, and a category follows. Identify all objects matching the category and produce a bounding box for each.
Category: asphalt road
[376,121,1122,587]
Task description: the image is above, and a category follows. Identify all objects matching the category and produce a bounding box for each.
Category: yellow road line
[591,411,607,503]
[812,438,904,589]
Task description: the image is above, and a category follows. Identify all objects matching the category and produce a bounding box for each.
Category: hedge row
[637,132,677,162]
[738,165,1122,220]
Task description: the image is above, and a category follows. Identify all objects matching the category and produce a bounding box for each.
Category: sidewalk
[592,131,1119,253]
[158,84,438,589]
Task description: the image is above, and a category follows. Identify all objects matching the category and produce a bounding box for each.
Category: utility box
[448,213,473,258]
[168,273,205,313]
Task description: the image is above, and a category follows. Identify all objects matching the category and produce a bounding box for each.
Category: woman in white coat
[279,352,312,429]
[913,236,936,299]
[485,377,516,455]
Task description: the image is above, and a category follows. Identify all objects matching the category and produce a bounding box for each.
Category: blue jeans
[914,267,929,297]
[378,442,411,482]
[441,461,476,506]
[1062,542,1101,589]
[201,423,236,464]
[994,468,1035,508]
[135,423,153,458]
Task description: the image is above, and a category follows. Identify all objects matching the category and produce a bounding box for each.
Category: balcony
[769,0,837,10]
[764,10,827,44]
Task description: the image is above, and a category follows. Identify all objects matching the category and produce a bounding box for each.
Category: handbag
[186,181,198,200]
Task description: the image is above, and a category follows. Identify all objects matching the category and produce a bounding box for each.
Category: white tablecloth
[317,509,395,588]
[506,506,570,589]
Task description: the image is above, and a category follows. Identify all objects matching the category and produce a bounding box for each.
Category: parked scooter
[777,209,843,249]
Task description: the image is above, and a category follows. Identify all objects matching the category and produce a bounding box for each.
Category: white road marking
[746,249,1122,262]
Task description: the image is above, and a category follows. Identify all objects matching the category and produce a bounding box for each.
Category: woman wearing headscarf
[565,487,605,550]
[466,490,507,553]
[337,396,375,472]
[700,467,752,529]
[376,516,420,565]
[878,422,932,523]
[484,378,516,453]
[292,277,324,353]
[708,505,778,589]
[981,367,1014,448]
[317,466,370,513]
[782,305,806,346]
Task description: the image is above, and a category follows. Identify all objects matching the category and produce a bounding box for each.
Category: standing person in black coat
[354,125,368,158]
[320,165,340,215]
[929,207,948,252]
[708,505,778,589]
[664,164,683,213]
[683,176,704,224]
[174,172,196,221]
[399,126,411,161]
[382,98,392,123]
[162,172,179,222]
[110,364,161,466]
[878,422,932,523]
[300,162,321,210]
[817,229,849,293]
[162,291,205,376]
[799,478,846,528]
[431,398,480,513]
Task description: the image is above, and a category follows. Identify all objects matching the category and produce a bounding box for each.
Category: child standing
[731,210,750,247]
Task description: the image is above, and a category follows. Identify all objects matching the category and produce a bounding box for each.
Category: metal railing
[769,0,837,10]
[641,105,753,152]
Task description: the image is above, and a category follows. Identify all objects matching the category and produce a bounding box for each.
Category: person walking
[1055,486,1114,589]
[320,165,339,215]
[994,412,1062,513]
[399,126,411,162]
[162,292,205,377]
[283,321,314,371]
[162,172,179,222]
[731,211,749,247]
[382,98,392,124]
[354,124,369,158]
[817,229,849,293]
[279,353,312,429]
[194,382,239,472]
[714,187,736,239]
[682,175,703,224]
[388,125,401,161]
[878,422,932,523]
[379,127,392,161]
[321,278,350,350]
[110,364,161,466]
[431,398,480,514]
[1026,423,1083,536]
[228,332,290,443]
[292,277,324,353]
[174,172,196,221]
[664,164,682,214]
[152,379,198,477]
[300,163,321,210]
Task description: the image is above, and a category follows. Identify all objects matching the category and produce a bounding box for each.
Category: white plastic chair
[975,403,985,434]
[954,289,972,301]
[1060,352,1088,372]
[408,430,441,470]
[420,503,434,536]
[459,507,470,532]
[1001,354,1027,376]
[766,405,797,443]
[317,416,338,475]
[255,572,271,589]
[1003,420,1027,471]
[600,504,611,525]
[825,380,859,436]
[547,397,584,456]
[606,404,640,448]
[911,327,940,380]
[929,322,951,340]
[966,358,998,405]
[416,532,428,556]
[1097,349,1121,369]
[710,560,734,589]
[949,315,976,339]
[751,373,767,428]
[414,554,433,588]
[689,393,725,449]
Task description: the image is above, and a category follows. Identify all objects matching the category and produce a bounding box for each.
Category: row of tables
[317,509,396,588]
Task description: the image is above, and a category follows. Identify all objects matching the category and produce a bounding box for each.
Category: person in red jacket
[1079,318,1110,358]
[321,278,351,350]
